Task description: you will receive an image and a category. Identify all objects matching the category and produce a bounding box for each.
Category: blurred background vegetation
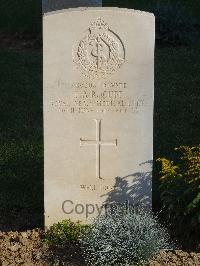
[0,0,41,34]
[103,0,200,22]
[0,1,199,244]
[0,0,200,34]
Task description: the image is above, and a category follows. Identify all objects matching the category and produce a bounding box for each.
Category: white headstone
[44,7,155,227]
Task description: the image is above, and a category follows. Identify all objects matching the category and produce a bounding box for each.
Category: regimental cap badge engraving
[73,18,125,79]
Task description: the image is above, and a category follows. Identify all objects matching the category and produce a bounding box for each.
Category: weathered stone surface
[43,7,155,227]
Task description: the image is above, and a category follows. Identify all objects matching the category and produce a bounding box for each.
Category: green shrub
[80,206,173,266]
[158,145,200,243]
[150,3,199,46]
[45,219,89,246]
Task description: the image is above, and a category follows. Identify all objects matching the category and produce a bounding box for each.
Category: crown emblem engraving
[73,18,125,79]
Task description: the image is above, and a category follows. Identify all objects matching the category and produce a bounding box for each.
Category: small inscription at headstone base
[80,184,114,191]
[44,8,154,227]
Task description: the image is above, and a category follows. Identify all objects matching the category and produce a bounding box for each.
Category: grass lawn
[0,48,43,230]
[154,46,200,158]
[0,45,199,229]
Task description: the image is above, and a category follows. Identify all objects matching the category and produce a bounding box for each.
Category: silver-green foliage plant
[80,206,173,266]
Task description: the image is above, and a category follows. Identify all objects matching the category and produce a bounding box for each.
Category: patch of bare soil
[0,230,200,265]
[149,250,200,266]
[0,230,84,265]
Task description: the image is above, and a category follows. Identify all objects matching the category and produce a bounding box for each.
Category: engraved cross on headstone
[80,119,117,179]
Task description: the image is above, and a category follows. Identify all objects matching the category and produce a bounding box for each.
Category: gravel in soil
[0,230,200,265]
[0,229,84,265]
[149,250,200,266]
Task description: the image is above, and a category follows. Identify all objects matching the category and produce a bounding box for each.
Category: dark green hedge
[103,0,200,23]
[0,0,199,35]
[0,0,41,34]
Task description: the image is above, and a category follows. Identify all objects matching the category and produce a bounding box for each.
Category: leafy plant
[80,206,173,266]
[45,219,89,246]
[149,2,199,46]
[158,145,200,244]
